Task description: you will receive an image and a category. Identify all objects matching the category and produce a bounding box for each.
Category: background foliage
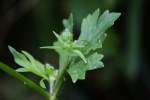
[0,0,149,100]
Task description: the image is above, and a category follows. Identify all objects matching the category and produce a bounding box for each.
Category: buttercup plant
[0,9,121,100]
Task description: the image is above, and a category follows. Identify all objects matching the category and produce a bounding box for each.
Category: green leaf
[86,53,104,70]
[78,9,121,54]
[40,46,61,50]
[40,9,121,84]
[73,49,87,63]
[45,63,58,84]
[8,46,47,80]
[8,46,30,68]
[67,52,104,83]
[40,79,46,89]
[22,51,46,75]
[16,68,28,72]
[63,13,73,32]
[45,63,54,76]
[0,62,49,99]
[53,31,65,45]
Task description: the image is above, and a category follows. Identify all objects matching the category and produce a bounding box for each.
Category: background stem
[126,0,142,81]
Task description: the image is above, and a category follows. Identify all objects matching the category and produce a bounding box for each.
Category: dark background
[0,0,150,100]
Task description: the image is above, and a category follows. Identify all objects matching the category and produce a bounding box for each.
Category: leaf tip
[105,10,109,13]
[8,45,14,52]
[95,8,100,13]
[115,12,121,19]
[73,80,77,83]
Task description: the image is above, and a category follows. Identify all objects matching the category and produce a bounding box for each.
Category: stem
[0,62,50,100]
[50,66,66,100]
[50,55,69,100]
[49,77,54,96]
[126,0,142,80]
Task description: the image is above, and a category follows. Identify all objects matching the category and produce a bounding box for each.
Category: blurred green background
[0,0,149,100]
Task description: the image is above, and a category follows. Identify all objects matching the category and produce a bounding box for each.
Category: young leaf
[53,31,65,45]
[63,13,73,32]
[40,79,46,89]
[45,63,54,76]
[45,63,58,86]
[16,68,28,72]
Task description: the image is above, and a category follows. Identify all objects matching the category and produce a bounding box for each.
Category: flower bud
[62,29,73,42]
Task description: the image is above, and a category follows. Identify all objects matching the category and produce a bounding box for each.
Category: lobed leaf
[9,46,47,79]
[67,52,104,83]
[67,9,121,82]
[78,9,121,54]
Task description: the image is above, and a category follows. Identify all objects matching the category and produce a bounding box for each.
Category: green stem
[126,0,142,80]
[50,55,69,100]
[50,67,66,100]
[0,62,50,100]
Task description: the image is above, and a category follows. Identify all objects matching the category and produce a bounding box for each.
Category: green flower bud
[62,29,73,42]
